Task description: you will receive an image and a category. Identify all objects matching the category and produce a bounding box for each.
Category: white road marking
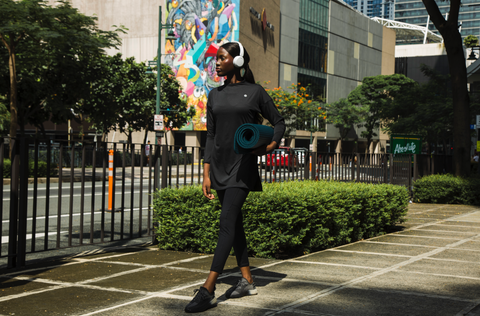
[1,231,67,243]
[1,207,150,224]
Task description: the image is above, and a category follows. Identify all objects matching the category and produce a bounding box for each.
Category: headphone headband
[232,41,245,68]
[234,41,244,58]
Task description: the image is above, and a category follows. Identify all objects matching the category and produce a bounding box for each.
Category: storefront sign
[390,135,422,155]
[249,7,274,31]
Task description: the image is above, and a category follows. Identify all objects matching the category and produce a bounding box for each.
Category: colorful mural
[165,0,240,131]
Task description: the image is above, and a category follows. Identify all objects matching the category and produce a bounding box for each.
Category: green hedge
[3,159,58,178]
[413,174,480,205]
[153,181,409,258]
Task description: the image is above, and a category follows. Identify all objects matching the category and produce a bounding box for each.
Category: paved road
[1,203,480,315]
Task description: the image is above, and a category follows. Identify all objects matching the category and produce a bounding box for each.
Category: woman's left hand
[251,141,277,156]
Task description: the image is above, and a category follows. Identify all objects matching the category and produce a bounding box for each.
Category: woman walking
[185,42,285,313]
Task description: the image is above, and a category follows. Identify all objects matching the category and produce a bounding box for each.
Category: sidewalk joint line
[409,228,477,235]
[328,249,413,257]
[287,260,381,270]
[394,269,480,281]
[389,234,463,241]
[355,241,438,248]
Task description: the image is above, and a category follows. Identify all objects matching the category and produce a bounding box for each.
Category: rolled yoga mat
[234,123,274,154]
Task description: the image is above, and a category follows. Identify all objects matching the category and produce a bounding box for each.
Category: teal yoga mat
[234,123,274,154]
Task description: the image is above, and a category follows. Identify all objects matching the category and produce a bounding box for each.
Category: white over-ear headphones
[232,41,244,68]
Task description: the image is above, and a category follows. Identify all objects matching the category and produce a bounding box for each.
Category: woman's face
[215,47,235,76]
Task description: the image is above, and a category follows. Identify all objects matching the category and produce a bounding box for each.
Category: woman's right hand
[203,176,215,200]
[202,163,214,199]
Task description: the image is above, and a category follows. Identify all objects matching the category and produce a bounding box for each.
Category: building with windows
[343,0,394,20]
[395,0,480,40]
[280,0,395,152]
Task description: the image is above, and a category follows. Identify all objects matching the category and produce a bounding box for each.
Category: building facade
[395,0,480,40]
[280,0,395,152]
[343,0,394,20]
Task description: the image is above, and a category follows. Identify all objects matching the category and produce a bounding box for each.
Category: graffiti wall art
[165,0,240,131]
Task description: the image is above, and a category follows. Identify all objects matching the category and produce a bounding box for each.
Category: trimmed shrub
[413,174,480,205]
[3,159,11,178]
[153,180,409,258]
[3,159,57,178]
[29,161,58,178]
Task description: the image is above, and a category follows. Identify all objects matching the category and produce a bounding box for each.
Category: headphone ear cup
[233,56,244,68]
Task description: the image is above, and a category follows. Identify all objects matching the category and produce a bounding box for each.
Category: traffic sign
[471,124,476,130]
[154,115,164,131]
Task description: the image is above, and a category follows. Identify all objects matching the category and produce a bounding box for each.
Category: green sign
[390,135,422,154]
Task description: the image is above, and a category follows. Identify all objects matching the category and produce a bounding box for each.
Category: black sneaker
[225,277,258,299]
[185,286,217,313]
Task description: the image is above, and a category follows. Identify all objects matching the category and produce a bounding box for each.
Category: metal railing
[1,136,453,268]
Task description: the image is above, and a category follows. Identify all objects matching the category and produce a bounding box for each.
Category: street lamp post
[147,6,173,190]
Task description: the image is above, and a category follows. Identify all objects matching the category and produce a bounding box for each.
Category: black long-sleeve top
[204,81,285,191]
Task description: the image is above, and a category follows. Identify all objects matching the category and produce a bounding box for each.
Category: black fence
[1,136,453,268]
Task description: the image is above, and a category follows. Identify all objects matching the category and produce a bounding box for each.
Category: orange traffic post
[108,149,114,211]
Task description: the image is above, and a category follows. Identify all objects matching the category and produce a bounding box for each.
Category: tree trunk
[423,0,470,177]
[444,33,470,176]
[7,39,18,158]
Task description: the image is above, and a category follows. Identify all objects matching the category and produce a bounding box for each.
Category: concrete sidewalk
[1,203,480,316]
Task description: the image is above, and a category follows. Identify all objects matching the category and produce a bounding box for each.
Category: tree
[347,74,417,153]
[79,53,126,140]
[382,65,453,154]
[0,96,10,135]
[264,83,325,138]
[157,63,195,139]
[0,0,123,143]
[80,55,194,143]
[422,0,470,176]
[464,35,479,48]
[324,98,366,153]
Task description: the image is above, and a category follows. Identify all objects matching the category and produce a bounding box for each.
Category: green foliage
[263,83,325,137]
[0,97,9,135]
[81,55,194,141]
[413,174,480,205]
[158,63,195,132]
[325,98,366,142]
[382,65,453,152]
[153,181,409,258]
[3,159,10,178]
[3,159,57,178]
[348,74,417,150]
[464,35,479,48]
[0,0,124,137]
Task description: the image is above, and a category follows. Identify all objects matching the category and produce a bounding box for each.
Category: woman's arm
[203,94,215,199]
[250,141,277,155]
[253,88,286,155]
[202,163,214,200]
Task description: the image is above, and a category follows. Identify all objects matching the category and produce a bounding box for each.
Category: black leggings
[210,187,250,273]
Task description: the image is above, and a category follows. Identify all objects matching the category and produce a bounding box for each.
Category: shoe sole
[229,288,258,298]
[185,298,217,313]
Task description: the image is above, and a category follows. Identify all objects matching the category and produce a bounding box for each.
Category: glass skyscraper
[395,0,480,39]
[343,0,394,20]
[298,0,329,100]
